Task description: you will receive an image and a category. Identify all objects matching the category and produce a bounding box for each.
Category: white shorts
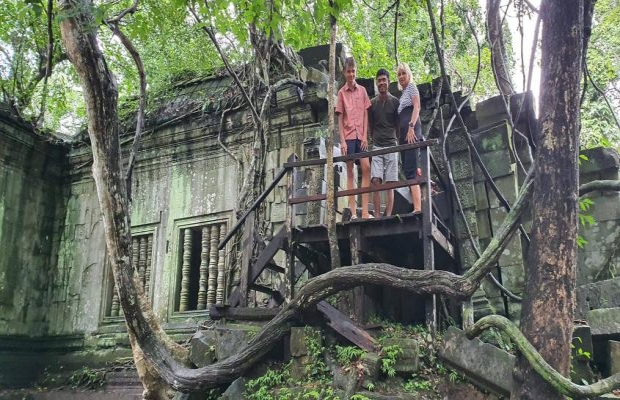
[371,146,399,182]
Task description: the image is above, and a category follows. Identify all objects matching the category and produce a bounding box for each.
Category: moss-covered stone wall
[0,113,68,337]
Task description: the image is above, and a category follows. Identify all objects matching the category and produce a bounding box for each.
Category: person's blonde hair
[396,62,413,90]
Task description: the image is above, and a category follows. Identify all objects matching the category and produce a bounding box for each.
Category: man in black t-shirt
[369,68,400,217]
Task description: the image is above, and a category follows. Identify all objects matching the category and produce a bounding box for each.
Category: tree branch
[106,22,147,203]
[36,0,55,128]
[467,315,620,398]
[579,180,620,197]
[189,6,260,126]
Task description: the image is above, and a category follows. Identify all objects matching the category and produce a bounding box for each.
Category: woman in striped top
[397,62,422,214]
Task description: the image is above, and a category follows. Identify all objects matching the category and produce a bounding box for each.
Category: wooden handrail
[283,139,438,168]
[218,165,289,250]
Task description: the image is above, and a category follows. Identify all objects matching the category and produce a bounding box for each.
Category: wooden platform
[295,213,456,270]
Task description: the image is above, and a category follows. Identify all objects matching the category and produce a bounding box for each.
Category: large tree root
[467,315,620,398]
[123,169,535,392]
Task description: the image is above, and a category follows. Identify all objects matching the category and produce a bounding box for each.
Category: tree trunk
[511,1,584,399]
[58,0,187,395]
[326,11,340,270]
[487,0,515,96]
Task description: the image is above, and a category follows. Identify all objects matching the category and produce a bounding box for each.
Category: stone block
[450,151,474,180]
[471,122,512,154]
[589,195,620,222]
[488,206,512,236]
[215,325,257,361]
[506,298,522,321]
[500,264,525,294]
[474,181,489,211]
[360,352,382,380]
[454,209,479,240]
[588,308,620,336]
[301,67,329,84]
[440,326,514,397]
[476,210,492,240]
[579,147,620,175]
[381,338,420,360]
[474,150,515,182]
[454,178,477,209]
[576,277,620,319]
[271,203,286,223]
[572,325,594,362]
[189,330,217,367]
[447,130,469,154]
[220,377,248,400]
[290,326,322,357]
[498,237,524,267]
[381,338,421,375]
[486,175,519,207]
[291,354,312,380]
[609,340,620,376]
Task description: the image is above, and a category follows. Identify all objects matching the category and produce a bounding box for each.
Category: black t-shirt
[369,93,399,147]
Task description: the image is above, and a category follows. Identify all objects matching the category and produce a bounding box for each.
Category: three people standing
[336,57,423,219]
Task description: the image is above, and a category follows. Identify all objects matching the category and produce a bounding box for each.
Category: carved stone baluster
[216,224,227,304]
[138,236,147,290]
[197,226,210,310]
[207,224,219,307]
[110,280,120,317]
[145,235,152,298]
[132,237,140,274]
[179,229,193,312]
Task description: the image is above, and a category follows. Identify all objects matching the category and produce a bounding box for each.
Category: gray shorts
[371,146,398,182]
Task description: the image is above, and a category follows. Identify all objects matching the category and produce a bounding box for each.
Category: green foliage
[578,197,596,248]
[404,374,433,392]
[379,344,403,378]
[245,363,292,400]
[581,0,620,148]
[304,327,330,380]
[335,345,365,365]
[68,367,106,389]
[350,395,371,400]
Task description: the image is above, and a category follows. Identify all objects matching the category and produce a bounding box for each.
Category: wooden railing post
[239,211,255,307]
[284,154,298,302]
[420,146,437,333]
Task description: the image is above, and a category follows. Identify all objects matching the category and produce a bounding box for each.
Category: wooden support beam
[209,305,280,321]
[317,301,377,352]
[350,224,368,322]
[284,154,297,302]
[420,147,437,333]
[239,211,255,307]
[295,244,330,277]
[431,224,455,259]
[226,227,287,307]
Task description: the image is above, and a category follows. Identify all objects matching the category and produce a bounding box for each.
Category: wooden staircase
[210,141,458,346]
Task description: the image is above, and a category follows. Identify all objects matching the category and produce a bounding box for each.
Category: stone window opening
[104,232,154,318]
[174,221,227,312]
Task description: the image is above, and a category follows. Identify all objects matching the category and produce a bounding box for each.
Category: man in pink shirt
[336,57,372,220]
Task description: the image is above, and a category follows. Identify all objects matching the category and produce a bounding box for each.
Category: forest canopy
[2,0,616,148]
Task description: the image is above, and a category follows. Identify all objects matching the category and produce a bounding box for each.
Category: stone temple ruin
[1,45,619,396]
